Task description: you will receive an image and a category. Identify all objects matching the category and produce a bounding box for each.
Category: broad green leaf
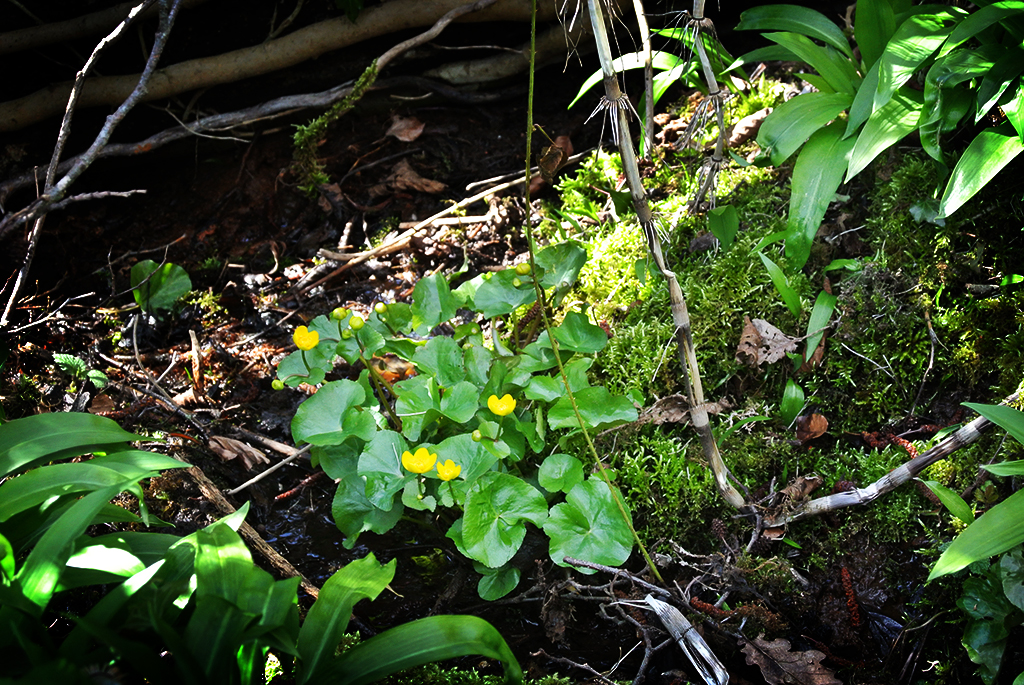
[756,91,852,165]
[548,386,638,431]
[276,348,329,387]
[764,32,859,95]
[1002,547,1024,611]
[785,120,856,271]
[462,473,548,568]
[938,124,1024,218]
[544,478,633,572]
[708,205,739,250]
[736,5,853,58]
[959,569,1013,684]
[0,532,14,580]
[297,554,396,684]
[411,273,458,333]
[439,380,480,424]
[357,431,410,511]
[0,413,143,478]
[804,291,837,362]
[779,380,804,425]
[857,0,897,67]
[292,380,378,446]
[537,241,587,290]
[414,335,466,388]
[946,1,1024,51]
[874,12,957,112]
[1002,83,1024,143]
[846,89,923,180]
[975,46,1024,121]
[846,59,881,136]
[52,353,87,378]
[552,311,608,353]
[984,460,1024,477]
[758,252,802,317]
[928,489,1024,580]
[473,270,537,318]
[570,50,689,108]
[477,565,521,601]
[538,453,585,495]
[525,375,564,403]
[331,478,403,550]
[919,480,975,523]
[394,375,441,442]
[131,260,192,313]
[432,433,496,483]
[964,402,1024,445]
[327,615,523,685]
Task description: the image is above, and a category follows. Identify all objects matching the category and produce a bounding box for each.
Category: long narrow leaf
[919,480,975,524]
[0,413,143,478]
[984,460,1024,476]
[326,615,523,685]
[928,489,1024,580]
[804,291,837,362]
[938,123,1024,218]
[846,89,923,180]
[963,402,1024,445]
[856,0,897,67]
[874,11,959,113]
[736,5,853,57]
[785,120,856,270]
[758,252,802,317]
[765,32,859,95]
[945,1,1024,51]
[756,92,852,165]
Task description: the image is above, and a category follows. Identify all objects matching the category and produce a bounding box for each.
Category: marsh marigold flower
[436,459,461,481]
[487,394,516,417]
[293,326,319,351]
[402,447,437,474]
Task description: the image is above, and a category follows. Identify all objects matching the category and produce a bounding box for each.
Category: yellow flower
[293,326,319,351]
[401,447,437,474]
[436,459,461,481]
[487,394,516,417]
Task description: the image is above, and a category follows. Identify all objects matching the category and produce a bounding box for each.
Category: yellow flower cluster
[401,448,462,481]
[293,326,319,351]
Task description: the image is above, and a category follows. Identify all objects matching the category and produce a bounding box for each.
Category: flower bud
[271,379,285,390]
[350,315,365,330]
[515,262,531,276]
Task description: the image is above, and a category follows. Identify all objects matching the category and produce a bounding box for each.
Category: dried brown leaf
[208,436,270,471]
[795,413,829,443]
[388,159,446,194]
[780,475,823,502]
[739,634,842,685]
[727,107,772,147]
[736,316,800,368]
[385,115,425,142]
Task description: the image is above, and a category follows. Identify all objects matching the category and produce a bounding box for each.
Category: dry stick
[588,0,745,509]
[766,391,1021,527]
[1,0,182,329]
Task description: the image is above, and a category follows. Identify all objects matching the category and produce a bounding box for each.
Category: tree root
[0,0,560,132]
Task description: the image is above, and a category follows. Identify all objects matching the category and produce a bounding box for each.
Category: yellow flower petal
[293,326,319,351]
[437,459,461,481]
[487,394,516,417]
[401,447,437,474]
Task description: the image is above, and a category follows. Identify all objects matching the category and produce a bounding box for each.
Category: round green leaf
[292,380,378,446]
[477,565,521,601]
[544,478,633,572]
[414,336,466,388]
[358,431,411,511]
[462,473,548,568]
[538,454,584,494]
[130,260,192,313]
[551,311,608,353]
[548,387,638,431]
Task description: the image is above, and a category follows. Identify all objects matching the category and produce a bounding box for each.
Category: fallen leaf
[88,394,115,414]
[779,474,823,501]
[208,436,270,471]
[538,135,573,183]
[795,413,829,442]
[736,316,800,368]
[388,159,446,194]
[385,115,425,142]
[727,107,772,147]
[636,395,730,426]
[739,634,842,685]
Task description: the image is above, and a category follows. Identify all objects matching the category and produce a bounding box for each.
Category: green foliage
[0,414,521,684]
[52,352,108,389]
[738,1,1024,271]
[956,546,1024,685]
[275,242,640,598]
[130,259,192,313]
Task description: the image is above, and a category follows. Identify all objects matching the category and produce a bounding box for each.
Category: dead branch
[0,0,561,132]
[766,391,1021,526]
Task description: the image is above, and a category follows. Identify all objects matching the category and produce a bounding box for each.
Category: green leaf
[433,432,497,483]
[331,476,403,550]
[440,381,480,424]
[939,124,1024,218]
[707,205,739,250]
[276,348,329,387]
[736,5,853,58]
[764,32,859,95]
[0,413,143,478]
[394,375,441,442]
[929,489,1024,581]
[297,554,396,684]
[462,473,548,568]
[411,273,458,333]
[785,120,857,271]
[357,431,410,511]
[965,402,1024,446]
[946,1,1024,51]
[473,270,537,318]
[856,0,897,67]
[1001,547,1024,611]
[548,386,638,431]
[552,311,608,353]
[846,89,923,180]
[477,565,521,601]
[326,615,523,685]
[757,252,802,317]
[780,379,804,425]
[804,291,837,362]
[919,480,975,523]
[984,460,1024,477]
[86,369,109,389]
[757,91,852,166]
[538,454,585,494]
[52,353,87,379]
[414,336,466,388]
[292,380,378,446]
[130,260,192,313]
[874,13,957,112]
[537,241,587,290]
[544,478,633,572]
